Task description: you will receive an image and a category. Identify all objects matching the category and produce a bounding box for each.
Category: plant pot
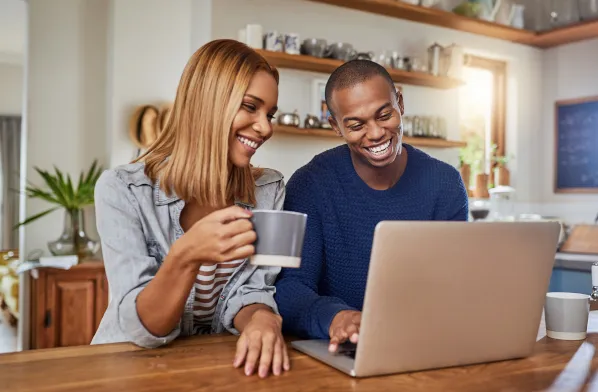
[47,210,100,261]
[459,163,471,186]
[459,164,473,197]
[493,166,510,186]
[473,173,489,198]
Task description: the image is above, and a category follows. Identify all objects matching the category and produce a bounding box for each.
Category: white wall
[106,0,193,168]
[537,38,598,223]
[0,64,23,114]
[24,0,108,256]
[0,0,26,64]
[211,0,545,199]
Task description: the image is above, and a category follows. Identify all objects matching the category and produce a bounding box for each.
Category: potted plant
[17,160,103,261]
[490,144,514,186]
[459,134,487,198]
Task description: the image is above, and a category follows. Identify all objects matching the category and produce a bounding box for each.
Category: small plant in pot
[490,144,514,187]
[17,160,103,261]
[459,133,486,196]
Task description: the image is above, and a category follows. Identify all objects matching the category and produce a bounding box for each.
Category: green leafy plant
[489,143,514,167]
[459,133,485,173]
[17,160,103,228]
[453,0,483,18]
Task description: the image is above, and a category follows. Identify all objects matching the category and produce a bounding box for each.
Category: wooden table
[3,313,598,392]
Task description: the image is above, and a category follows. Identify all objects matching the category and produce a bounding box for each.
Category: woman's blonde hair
[135,39,279,207]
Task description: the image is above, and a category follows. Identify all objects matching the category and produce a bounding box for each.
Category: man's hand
[328,310,361,352]
[233,309,290,378]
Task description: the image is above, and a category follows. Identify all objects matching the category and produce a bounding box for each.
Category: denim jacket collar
[153,180,180,206]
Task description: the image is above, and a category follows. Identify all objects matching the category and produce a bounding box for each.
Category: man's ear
[329,116,342,137]
[397,90,405,115]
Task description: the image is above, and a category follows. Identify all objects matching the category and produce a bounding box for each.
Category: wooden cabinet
[31,261,108,349]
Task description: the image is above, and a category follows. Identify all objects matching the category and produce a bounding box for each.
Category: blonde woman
[92,40,289,378]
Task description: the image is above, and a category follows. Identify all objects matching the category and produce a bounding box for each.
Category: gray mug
[545,292,590,340]
[250,210,307,268]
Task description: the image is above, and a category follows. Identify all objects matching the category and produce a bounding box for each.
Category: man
[274,60,468,352]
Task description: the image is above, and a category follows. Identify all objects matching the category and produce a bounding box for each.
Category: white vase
[509,4,525,29]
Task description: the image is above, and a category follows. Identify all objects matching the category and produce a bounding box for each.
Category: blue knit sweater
[274,144,469,339]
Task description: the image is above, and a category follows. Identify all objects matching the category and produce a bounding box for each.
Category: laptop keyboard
[336,342,357,359]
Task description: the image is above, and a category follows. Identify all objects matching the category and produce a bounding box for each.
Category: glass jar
[469,199,491,221]
[488,186,516,221]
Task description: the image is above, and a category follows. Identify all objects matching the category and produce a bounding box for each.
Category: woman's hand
[175,205,256,267]
[233,308,290,378]
[136,206,256,338]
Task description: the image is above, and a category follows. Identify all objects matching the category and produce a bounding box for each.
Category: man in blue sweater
[274,60,469,352]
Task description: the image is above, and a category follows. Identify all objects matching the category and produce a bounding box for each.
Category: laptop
[291,221,560,378]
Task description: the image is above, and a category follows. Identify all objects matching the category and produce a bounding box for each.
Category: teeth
[237,136,259,149]
[367,140,391,155]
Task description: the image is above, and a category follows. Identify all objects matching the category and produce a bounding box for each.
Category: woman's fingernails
[245,365,252,376]
[259,366,268,378]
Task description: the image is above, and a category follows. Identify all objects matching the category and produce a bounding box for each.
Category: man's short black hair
[325,59,396,118]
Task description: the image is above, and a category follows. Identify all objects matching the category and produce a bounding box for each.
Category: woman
[92,39,288,378]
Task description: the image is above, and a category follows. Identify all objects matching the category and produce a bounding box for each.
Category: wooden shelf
[307,0,598,48]
[534,20,598,48]
[256,50,464,89]
[273,125,467,148]
[307,0,535,45]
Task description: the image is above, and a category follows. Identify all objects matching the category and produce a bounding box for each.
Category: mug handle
[324,45,334,58]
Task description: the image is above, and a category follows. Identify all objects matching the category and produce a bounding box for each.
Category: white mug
[545,292,590,340]
[284,33,300,55]
[245,24,263,49]
[264,31,283,52]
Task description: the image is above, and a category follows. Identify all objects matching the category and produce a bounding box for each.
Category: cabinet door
[94,271,109,330]
[45,273,98,348]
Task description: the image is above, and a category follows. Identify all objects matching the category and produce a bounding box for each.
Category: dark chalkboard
[554,96,598,193]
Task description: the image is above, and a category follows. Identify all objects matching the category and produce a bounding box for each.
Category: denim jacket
[91,162,285,348]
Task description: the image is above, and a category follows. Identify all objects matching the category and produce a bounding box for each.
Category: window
[458,55,507,196]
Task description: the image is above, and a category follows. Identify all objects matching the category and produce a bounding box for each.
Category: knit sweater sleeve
[434,165,469,221]
[274,169,354,339]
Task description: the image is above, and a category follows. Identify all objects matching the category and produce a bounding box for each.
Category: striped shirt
[192,259,244,334]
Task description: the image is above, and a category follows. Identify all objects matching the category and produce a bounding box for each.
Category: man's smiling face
[328,75,405,169]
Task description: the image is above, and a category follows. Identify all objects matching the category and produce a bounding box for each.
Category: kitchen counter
[554,252,598,272]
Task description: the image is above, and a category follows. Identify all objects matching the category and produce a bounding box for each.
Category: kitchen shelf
[307,0,598,48]
[256,50,464,89]
[533,20,598,48]
[273,124,467,148]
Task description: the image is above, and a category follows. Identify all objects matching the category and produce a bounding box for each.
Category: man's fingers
[329,335,340,353]
[329,328,349,352]
[345,323,359,337]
